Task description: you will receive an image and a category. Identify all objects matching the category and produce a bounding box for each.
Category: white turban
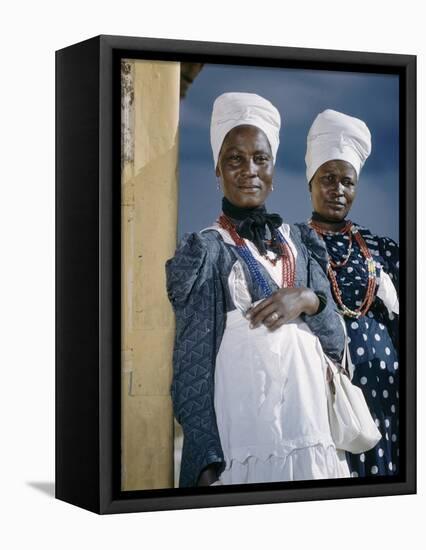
[210,92,281,168]
[305,109,372,182]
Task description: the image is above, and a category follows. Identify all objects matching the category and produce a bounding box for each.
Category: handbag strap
[324,316,354,380]
[339,315,354,379]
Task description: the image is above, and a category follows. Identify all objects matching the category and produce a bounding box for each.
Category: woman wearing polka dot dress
[297,110,399,478]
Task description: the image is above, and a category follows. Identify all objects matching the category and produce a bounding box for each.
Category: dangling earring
[271,184,275,191]
[216,178,221,191]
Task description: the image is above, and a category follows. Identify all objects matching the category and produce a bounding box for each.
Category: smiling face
[309,159,358,222]
[216,125,274,209]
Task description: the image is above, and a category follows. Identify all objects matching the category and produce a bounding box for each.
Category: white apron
[214,309,349,484]
[209,223,350,484]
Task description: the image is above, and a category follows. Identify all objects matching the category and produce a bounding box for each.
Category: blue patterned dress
[299,222,399,478]
[166,224,345,487]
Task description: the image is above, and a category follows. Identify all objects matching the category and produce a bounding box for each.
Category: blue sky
[178,64,399,242]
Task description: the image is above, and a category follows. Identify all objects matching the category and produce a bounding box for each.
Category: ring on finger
[269,312,279,322]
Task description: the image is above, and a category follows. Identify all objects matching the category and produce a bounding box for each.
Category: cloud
[349,171,399,242]
[181,65,399,173]
[178,65,399,242]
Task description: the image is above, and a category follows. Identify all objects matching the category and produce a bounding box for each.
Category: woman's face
[216,125,274,209]
[310,159,358,222]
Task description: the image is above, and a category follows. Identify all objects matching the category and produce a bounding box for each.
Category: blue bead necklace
[218,214,295,296]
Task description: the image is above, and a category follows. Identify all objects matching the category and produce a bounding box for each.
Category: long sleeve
[294,223,345,362]
[304,252,345,361]
[378,236,400,294]
[377,235,399,350]
[165,232,226,487]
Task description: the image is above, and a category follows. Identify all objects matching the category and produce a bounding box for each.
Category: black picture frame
[56,34,416,514]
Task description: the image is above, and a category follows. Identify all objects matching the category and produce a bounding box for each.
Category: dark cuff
[196,449,225,486]
[313,290,327,315]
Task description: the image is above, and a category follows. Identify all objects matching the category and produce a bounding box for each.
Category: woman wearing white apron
[166,92,350,487]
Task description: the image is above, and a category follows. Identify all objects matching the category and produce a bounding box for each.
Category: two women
[298,109,400,477]
[166,93,349,487]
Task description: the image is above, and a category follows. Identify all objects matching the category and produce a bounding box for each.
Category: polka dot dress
[322,224,400,478]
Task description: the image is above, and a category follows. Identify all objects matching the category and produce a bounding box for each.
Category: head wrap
[305,109,372,182]
[210,92,281,168]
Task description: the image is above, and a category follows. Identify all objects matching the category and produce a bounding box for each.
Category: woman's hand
[246,287,320,331]
[197,464,220,486]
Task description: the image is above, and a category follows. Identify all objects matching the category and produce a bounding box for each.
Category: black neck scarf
[311,210,348,228]
[222,197,283,255]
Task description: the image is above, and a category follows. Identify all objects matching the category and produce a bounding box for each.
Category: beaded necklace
[218,214,295,294]
[309,219,377,319]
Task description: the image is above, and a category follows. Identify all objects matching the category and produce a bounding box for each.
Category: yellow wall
[121,59,179,490]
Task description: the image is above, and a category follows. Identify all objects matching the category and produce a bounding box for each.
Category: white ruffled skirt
[214,309,350,485]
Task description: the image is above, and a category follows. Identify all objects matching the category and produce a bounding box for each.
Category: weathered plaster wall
[121,59,179,490]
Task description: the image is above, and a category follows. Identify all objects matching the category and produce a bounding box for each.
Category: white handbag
[324,324,382,454]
